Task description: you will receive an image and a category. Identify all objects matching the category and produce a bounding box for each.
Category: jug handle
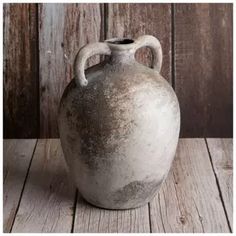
[74,42,111,87]
[134,35,162,73]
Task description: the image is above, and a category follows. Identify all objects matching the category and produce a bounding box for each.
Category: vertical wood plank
[106,3,172,83]
[11,139,75,233]
[206,138,233,230]
[73,194,150,233]
[3,139,37,233]
[3,4,39,138]
[149,139,230,233]
[39,3,104,138]
[174,4,233,137]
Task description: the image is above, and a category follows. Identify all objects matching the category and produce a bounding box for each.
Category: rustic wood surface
[206,138,233,231]
[3,139,37,232]
[150,139,229,233]
[39,3,103,138]
[3,139,232,233]
[3,3,233,138]
[3,4,39,138]
[74,193,150,233]
[174,4,233,137]
[11,139,75,233]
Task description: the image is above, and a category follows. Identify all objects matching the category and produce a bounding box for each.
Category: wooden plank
[73,193,150,233]
[11,139,76,233]
[39,3,104,138]
[3,4,39,138]
[149,139,230,233]
[3,139,37,233]
[106,3,172,83]
[206,138,233,230]
[174,4,233,137]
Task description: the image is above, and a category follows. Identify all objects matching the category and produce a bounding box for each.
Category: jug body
[58,35,180,209]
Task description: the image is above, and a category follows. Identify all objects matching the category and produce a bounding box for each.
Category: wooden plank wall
[3,3,233,138]
[3,4,39,138]
[38,3,103,137]
[174,4,233,137]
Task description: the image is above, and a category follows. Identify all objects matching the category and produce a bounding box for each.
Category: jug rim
[105,38,136,51]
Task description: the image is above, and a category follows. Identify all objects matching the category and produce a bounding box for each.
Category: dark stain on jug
[112,177,164,205]
[66,76,138,171]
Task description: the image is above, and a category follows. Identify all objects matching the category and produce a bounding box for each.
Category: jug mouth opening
[105,38,136,51]
[106,38,134,44]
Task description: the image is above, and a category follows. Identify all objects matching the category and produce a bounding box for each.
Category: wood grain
[149,139,230,233]
[39,3,103,138]
[3,139,37,233]
[11,139,75,233]
[3,4,39,138]
[106,3,172,83]
[174,4,233,137]
[73,193,150,233]
[4,138,232,233]
[206,138,233,230]
[3,4,233,138]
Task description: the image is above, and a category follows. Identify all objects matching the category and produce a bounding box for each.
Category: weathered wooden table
[3,139,232,233]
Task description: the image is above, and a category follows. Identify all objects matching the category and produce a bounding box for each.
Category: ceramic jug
[58,35,180,209]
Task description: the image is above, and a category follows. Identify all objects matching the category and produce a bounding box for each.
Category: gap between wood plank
[103,3,108,40]
[171,3,175,90]
[36,3,40,138]
[9,139,38,232]
[71,189,78,233]
[204,138,232,232]
[148,202,152,233]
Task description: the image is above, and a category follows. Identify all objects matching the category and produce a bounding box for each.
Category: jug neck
[105,38,136,64]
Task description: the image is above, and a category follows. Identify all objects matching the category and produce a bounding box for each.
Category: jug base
[80,192,158,210]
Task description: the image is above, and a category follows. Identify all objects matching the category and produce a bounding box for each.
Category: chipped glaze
[58,35,180,209]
